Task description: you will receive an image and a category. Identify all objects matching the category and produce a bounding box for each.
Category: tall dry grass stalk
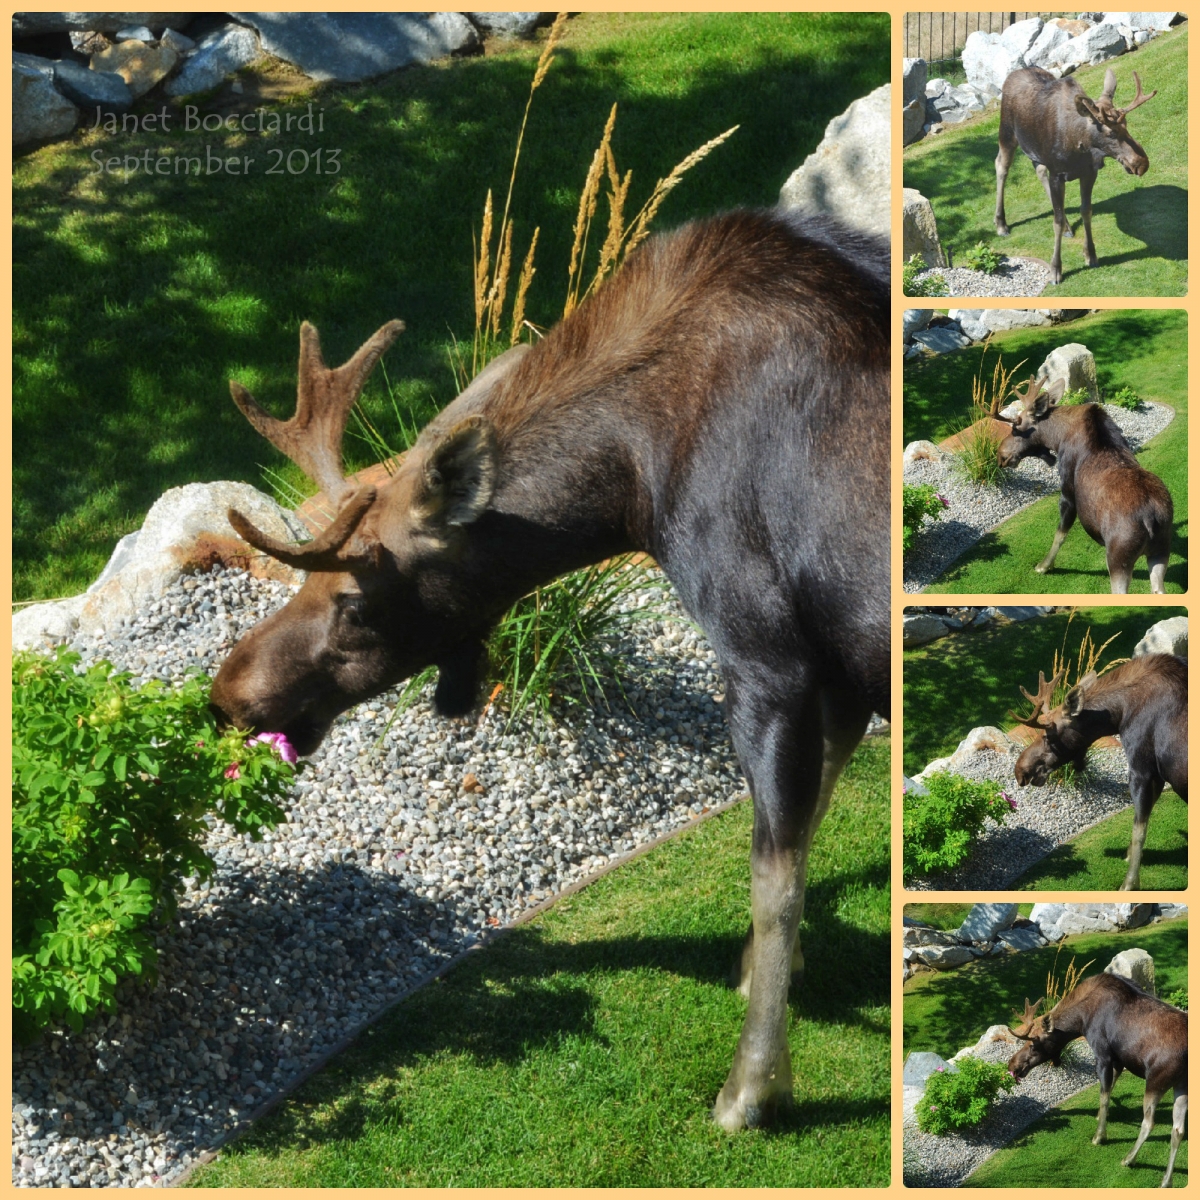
[954,340,1028,487]
[1044,611,1127,708]
[1043,946,1095,1012]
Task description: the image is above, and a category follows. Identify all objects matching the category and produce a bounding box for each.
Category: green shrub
[916,1056,1017,1135]
[12,648,298,1037]
[904,253,949,298]
[903,771,1015,880]
[903,484,950,554]
[1165,986,1187,1010]
[962,242,1004,275]
[1106,385,1144,411]
[1059,386,1090,406]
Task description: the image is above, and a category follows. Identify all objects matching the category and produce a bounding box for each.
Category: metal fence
[903,12,1055,73]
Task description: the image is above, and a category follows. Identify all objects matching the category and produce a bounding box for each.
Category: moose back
[210,207,890,1130]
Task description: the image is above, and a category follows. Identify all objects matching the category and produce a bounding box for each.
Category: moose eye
[339,594,368,625]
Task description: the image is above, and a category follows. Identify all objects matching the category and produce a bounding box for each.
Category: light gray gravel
[904,401,1175,592]
[904,1038,1098,1187]
[12,564,757,1188]
[911,256,1053,299]
[906,745,1133,891]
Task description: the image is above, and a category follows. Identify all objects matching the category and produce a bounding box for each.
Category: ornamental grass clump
[903,771,1016,880]
[916,1056,1016,1135]
[12,648,298,1038]
[953,342,1026,487]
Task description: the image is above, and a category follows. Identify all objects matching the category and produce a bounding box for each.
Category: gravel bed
[13,564,761,1188]
[906,744,1132,891]
[904,400,1175,592]
[911,256,1052,299]
[904,1038,1098,1187]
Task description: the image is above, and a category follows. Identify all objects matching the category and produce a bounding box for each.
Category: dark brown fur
[1013,654,1187,889]
[995,66,1156,283]
[210,207,890,1130]
[1007,973,1187,1185]
[998,382,1173,593]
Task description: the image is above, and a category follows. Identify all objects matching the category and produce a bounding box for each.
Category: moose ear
[1042,377,1067,408]
[415,416,498,528]
[1044,1016,1055,1034]
[1064,671,1098,716]
[1101,67,1118,101]
[1075,94,1103,124]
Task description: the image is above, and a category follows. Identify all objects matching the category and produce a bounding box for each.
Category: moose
[209,207,890,1131]
[994,66,1157,284]
[1011,654,1188,890]
[1007,973,1187,1187]
[997,375,1173,593]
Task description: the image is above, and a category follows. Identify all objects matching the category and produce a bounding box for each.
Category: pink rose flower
[250,731,299,764]
[224,763,241,780]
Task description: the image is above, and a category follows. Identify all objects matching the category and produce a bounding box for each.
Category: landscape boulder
[779,83,890,237]
[1024,20,1072,68]
[1035,342,1099,403]
[962,30,1023,92]
[1058,21,1130,67]
[90,39,178,98]
[903,309,933,339]
[910,943,976,969]
[52,58,132,113]
[1105,947,1155,993]
[76,482,308,636]
[902,439,942,468]
[903,611,949,647]
[12,12,193,36]
[957,903,1018,943]
[228,11,479,83]
[13,55,78,144]
[996,926,1045,952]
[466,13,550,38]
[950,309,1053,342]
[1134,616,1187,658]
[903,1051,956,1087]
[912,326,970,354]
[902,188,945,268]
[164,24,261,96]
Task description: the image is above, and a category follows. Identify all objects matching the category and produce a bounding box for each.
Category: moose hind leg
[713,676,868,1131]
[1163,1090,1187,1187]
[1123,1087,1163,1167]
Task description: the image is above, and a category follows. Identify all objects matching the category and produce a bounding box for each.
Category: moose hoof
[1034,564,1049,574]
[996,224,1010,237]
[712,1081,793,1132]
[1092,1133,1106,1146]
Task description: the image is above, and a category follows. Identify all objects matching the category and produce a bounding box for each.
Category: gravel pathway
[911,256,1052,299]
[903,401,1175,592]
[13,564,764,1188]
[906,745,1132,891]
[904,1038,1099,1187]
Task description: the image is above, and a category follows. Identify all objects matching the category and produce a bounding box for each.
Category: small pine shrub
[962,242,1004,275]
[903,484,950,554]
[916,1056,1016,1135]
[12,648,297,1037]
[904,253,948,298]
[903,771,1015,880]
[1106,385,1144,411]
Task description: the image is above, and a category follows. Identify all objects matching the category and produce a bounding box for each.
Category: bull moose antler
[1117,70,1158,118]
[1011,997,1045,1039]
[1008,668,1065,728]
[227,319,405,569]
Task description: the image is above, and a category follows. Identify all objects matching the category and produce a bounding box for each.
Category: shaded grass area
[188,737,889,1187]
[1011,792,1188,891]
[902,605,1183,775]
[905,310,1187,593]
[965,1071,1187,1188]
[905,903,1034,930]
[13,12,889,601]
[903,917,1187,1059]
[903,28,1188,297]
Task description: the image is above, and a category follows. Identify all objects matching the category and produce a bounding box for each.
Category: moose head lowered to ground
[1007,973,1187,1187]
[997,375,1173,593]
[994,66,1157,284]
[209,207,890,1131]
[1011,654,1187,890]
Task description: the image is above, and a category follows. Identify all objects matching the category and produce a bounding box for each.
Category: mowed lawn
[13,12,889,603]
[904,27,1187,297]
[187,738,890,1187]
[965,1071,1188,1188]
[904,309,1187,593]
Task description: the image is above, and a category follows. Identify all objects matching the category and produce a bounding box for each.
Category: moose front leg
[713,674,867,1131]
[1121,770,1165,891]
[1036,165,1069,284]
[994,123,1017,236]
[1036,494,1076,575]
[1078,171,1098,268]
[1094,1060,1121,1143]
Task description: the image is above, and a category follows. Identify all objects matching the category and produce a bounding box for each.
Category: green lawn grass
[187,736,889,1187]
[965,1070,1187,1188]
[904,309,1187,593]
[902,605,1183,775]
[13,12,889,602]
[903,28,1188,297]
[903,917,1187,1059]
[1011,792,1188,890]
